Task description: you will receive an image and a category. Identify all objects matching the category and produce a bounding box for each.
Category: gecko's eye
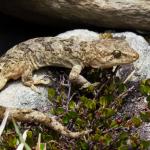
[112,50,121,58]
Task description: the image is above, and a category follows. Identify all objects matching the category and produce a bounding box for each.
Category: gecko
[0,36,139,90]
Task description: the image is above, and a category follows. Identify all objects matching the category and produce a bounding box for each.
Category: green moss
[140,79,150,95]
[48,88,56,100]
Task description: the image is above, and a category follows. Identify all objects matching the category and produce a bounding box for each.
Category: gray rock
[140,123,150,140]
[57,29,100,41]
[0,81,51,111]
[1,1,150,30]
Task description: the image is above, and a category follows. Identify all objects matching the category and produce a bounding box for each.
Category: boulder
[0,0,150,30]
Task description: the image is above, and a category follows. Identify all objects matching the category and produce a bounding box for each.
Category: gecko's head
[0,59,24,90]
[89,39,139,68]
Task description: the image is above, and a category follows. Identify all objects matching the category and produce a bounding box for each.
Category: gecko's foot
[33,75,51,85]
[30,84,41,94]
[80,82,100,90]
[37,78,51,85]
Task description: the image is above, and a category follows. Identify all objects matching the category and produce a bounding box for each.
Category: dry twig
[0,106,91,138]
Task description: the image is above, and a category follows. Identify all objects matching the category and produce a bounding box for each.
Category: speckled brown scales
[0,36,139,90]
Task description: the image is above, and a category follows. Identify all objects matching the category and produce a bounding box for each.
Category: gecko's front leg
[21,67,50,91]
[69,65,99,89]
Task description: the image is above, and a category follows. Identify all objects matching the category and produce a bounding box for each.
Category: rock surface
[0,81,51,110]
[0,0,150,30]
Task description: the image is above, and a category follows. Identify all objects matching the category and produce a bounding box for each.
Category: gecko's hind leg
[21,68,39,92]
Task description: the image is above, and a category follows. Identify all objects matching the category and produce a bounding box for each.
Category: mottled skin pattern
[0,36,139,90]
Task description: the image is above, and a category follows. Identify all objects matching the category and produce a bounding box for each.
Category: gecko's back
[6,37,86,69]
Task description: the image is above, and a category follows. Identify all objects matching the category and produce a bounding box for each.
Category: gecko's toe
[33,74,51,85]
[40,78,51,85]
[31,85,41,94]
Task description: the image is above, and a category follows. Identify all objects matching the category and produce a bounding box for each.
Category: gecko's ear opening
[0,76,8,90]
